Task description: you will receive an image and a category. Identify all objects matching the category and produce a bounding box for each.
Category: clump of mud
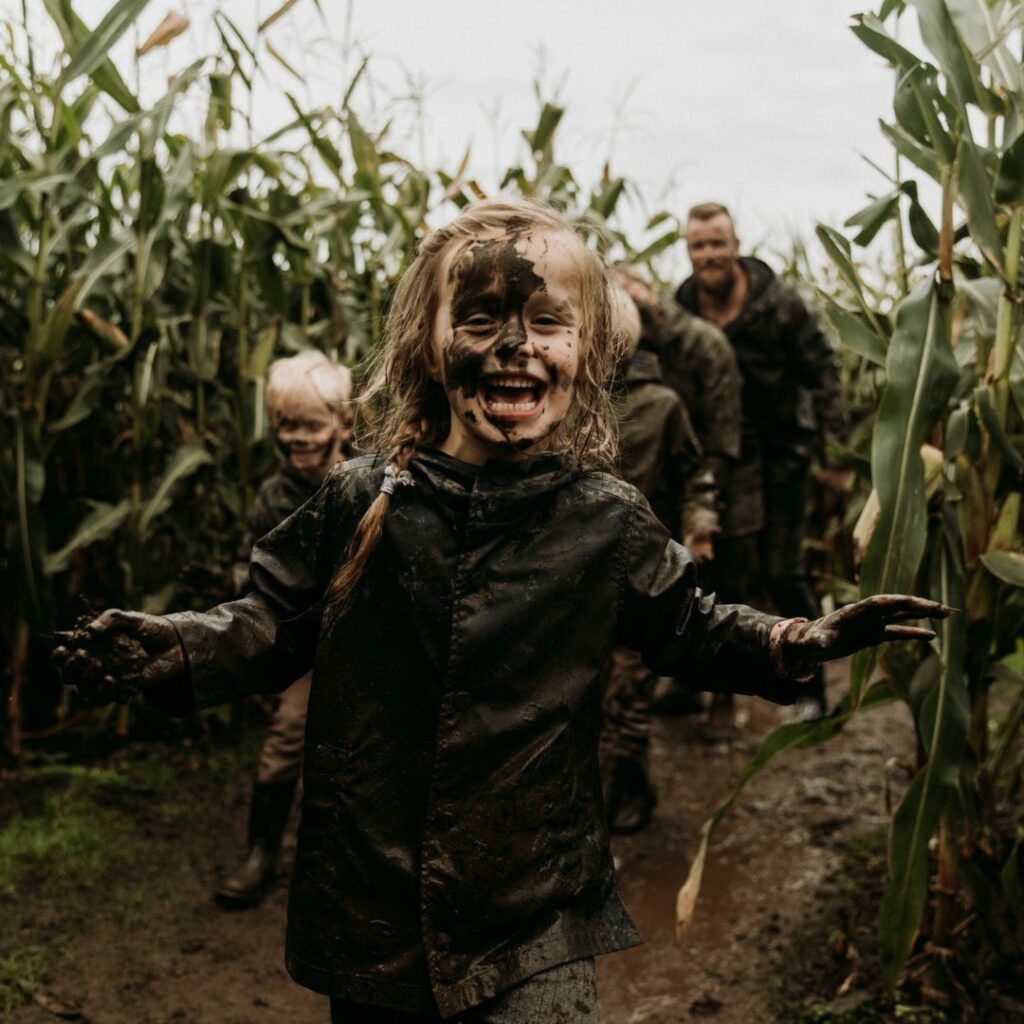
[55,616,148,705]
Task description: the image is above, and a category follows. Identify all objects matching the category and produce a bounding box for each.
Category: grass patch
[0,761,180,896]
[0,945,50,1014]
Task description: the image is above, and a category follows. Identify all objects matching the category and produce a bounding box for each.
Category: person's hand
[53,610,185,706]
[779,595,950,674]
[684,531,715,565]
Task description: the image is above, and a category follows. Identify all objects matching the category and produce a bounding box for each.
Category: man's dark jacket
[676,257,846,536]
[166,448,799,1017]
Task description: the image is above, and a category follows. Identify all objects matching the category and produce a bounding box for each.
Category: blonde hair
[327,196,617,612]
[608,283,642,362]
[266,350,353,423]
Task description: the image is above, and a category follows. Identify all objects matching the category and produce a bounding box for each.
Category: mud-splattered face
[432,229,582,464]
[273,400,351,482]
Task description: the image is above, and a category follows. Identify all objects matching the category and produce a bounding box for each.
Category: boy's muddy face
[433,229,582,464]
[274,404,350,482]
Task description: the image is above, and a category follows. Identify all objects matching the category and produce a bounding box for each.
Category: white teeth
[488,399,539,412]
[483,375,541,388]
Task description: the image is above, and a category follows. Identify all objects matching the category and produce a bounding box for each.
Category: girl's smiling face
[433,229,583,464]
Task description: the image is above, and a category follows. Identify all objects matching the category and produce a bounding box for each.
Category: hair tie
[379,464,414,497]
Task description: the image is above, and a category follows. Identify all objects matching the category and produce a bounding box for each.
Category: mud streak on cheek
[443,336,485,398]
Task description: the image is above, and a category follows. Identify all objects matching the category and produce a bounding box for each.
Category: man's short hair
[686,202,733,224]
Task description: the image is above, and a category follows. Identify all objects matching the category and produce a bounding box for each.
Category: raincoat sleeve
[616,494,802,704]
[165,471,344,708]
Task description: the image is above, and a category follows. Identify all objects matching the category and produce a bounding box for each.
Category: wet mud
[597,662,906,1022]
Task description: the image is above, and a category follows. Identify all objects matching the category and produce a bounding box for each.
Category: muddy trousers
[256,673,311,783]
[329,958,596,1023]
[710,457,825,708]
[600,647,658,766]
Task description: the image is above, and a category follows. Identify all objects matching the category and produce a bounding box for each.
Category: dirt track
[4,663,907,1023]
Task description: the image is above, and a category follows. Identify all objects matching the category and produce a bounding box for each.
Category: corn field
[0,0,678,746]
[1,0,1023,1008]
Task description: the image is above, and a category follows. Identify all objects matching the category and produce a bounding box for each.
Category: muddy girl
[55,197,947,1023]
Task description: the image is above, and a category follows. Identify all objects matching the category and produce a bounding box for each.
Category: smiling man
[676,203,847,721]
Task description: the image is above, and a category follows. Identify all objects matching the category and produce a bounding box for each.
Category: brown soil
[0,665,955,1024]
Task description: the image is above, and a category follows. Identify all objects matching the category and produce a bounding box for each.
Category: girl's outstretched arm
[55,469,345,711]
[617,494,948,701]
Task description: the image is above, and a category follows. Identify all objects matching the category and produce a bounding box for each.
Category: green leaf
[957,130,1003,272]
[945,0,1024,98]
[58,0,154,92]
[75,230,134,306]
[854,277,959,700]
[900,180,940,254]
[881,120,943,182]
[632,230,679,264]
[258,0,302,33]
[995,131,1024,206]
[42,0,140,112]
[815,224,892,347]
[138,445,213,539]
[975,384,1024,473]
[845,191,900,246]
[524,102,564,156]
[820,295,888,366]
[879,521,968,985]
[0,171,74,212]
[851,13,921,72]
[980,551,1024,587]
[909,0,986,110]
[264,40,304,83]
[44,500,132,575]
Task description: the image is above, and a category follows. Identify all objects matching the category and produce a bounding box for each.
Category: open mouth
[480,372,547,420]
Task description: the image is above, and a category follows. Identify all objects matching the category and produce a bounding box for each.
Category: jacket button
[434,931,451,951]
[436,808,456,830]
[451,691,472,712]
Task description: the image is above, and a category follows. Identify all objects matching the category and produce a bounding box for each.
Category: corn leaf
[879,518,968,985]
[138,445,213,539]
[258,0,302,33]
[853,276,959,702]
[42,0,140,112]
[980,551,1024,587]
[44,500,132,575]
[58,0,154,91]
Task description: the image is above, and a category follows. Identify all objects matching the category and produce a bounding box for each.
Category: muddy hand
[784,595,951,665]
[53,610,184,705]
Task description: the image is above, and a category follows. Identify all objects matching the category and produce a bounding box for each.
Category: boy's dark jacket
[616,350,718,540]
[166,449,800,1017]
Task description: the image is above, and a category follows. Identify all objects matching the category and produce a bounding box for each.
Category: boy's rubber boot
[606,757,658,836]
[215,778,297,908]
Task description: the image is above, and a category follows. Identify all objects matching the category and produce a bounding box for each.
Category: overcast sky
[13,0,921,275]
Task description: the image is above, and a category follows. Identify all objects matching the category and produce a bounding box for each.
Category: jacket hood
[675,255,776,312]
[622,349,664,386]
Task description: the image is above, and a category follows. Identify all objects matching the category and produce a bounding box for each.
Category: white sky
[10,0,923,276]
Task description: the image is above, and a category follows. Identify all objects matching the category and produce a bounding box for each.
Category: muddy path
[2,663,907,1024]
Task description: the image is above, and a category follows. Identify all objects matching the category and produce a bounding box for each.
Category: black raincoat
[676,257,846,537]
[166,448,800,1017]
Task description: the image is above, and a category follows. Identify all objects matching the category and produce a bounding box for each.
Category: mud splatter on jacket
[615,350,718,540]
[249,461,317,541]
[166,448,800,1017]
[676,257,847,537]
[639,304,742,534]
